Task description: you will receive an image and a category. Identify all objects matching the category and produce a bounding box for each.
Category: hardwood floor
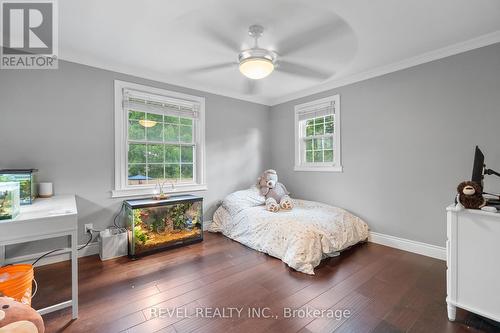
[33,233,498,333]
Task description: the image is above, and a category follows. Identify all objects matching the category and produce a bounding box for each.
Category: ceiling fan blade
[277,61,333,80]
[243,79,258,95]
[203,25,241,53]
[277,19,348,56]
[186,62,236,74]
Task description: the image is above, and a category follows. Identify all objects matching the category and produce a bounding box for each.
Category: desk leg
[71,231,78,319]
[0,245,5,266]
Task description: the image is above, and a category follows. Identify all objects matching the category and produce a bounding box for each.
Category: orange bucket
[0,264,35,305]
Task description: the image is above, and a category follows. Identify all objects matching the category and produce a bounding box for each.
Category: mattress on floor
[209,192,369,275]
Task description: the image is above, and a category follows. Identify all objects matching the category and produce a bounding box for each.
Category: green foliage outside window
[127,110,194,184]
[304,115,334,163]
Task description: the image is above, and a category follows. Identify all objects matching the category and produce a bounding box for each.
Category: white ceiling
[60,0,500,105]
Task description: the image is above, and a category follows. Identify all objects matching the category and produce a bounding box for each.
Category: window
[113,81,206,197]
[294,95,342,172]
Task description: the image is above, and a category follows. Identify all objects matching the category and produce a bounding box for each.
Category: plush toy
[0,297,44,333]
[456,181,486,209]
[257,169,293,212]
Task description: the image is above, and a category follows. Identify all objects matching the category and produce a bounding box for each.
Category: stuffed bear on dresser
[456,181,486,209]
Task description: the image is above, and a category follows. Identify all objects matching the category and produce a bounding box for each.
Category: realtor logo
[1,0,58,69]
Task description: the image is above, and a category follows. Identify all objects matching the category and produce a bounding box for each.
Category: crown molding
[59,30,500,107]
[59,53,273,106]
[269,30,500,106]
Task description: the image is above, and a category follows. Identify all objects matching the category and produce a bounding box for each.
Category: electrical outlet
[84,223,93,233]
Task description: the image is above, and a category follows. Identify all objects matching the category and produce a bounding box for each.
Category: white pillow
[222,186,266,216]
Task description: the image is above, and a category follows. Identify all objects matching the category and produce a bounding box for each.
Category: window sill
[294,165,343,173]
[111,184,207,198]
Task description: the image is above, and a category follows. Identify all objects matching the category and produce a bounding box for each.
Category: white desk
[0,195,78,319]
[446,204,500,323]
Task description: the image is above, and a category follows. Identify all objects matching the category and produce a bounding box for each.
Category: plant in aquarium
[133,209,142,226]
[131,209,148,243]
[0,182,20,220]
[134,226,148,244]
[0,191,11,218]
[140,208,165,233]
[168,203,192,230]
[20,181,30,196]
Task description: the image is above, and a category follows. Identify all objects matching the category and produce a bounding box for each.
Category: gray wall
[270,43,500,247]
[2,43,499,257]
[0,60,270,256]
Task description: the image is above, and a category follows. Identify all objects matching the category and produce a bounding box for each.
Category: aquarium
[124,195,203,257]
[0,169,37,205]
[0,182,21,220]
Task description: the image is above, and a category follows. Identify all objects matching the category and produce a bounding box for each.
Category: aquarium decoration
[152,180,175,200]
[0,182,21,220]
[0,169,38,205]
[124,195,203,257]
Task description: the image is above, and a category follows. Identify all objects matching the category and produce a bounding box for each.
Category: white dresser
[446,204,500,322]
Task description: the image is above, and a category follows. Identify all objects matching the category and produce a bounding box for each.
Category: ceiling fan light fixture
[139,119,157,128]
[239,58,274,80]
[238,48,277,80]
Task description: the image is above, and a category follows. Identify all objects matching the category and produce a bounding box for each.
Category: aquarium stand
[124,194,203,258]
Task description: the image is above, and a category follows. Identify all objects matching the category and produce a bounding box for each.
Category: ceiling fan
[238,24,277,80]
[188,24,336,93]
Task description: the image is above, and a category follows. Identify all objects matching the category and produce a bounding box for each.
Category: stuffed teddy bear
[456,181,486,209]
[257,169,293,212]
[0,297,44,333]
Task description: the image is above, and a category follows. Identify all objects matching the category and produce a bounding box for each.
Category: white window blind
[296,100,335,121]
[123,89,200,119]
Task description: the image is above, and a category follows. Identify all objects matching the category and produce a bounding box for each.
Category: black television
[471,146,485,189]
[471,146,500,194]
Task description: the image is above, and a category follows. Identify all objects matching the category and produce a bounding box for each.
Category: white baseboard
[204,220,444,260]
[4,242,100,267]
[4,227,444,267]
[368,231,446,261]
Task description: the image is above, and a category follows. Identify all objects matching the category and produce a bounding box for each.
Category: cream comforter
[209,189,369,274]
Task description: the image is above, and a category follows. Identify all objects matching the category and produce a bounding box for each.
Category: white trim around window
[294,95,342,172]
[112,80,206,198]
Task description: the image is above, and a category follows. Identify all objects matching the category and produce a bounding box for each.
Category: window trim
[112,80,206,198]
[294,95,342,172]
